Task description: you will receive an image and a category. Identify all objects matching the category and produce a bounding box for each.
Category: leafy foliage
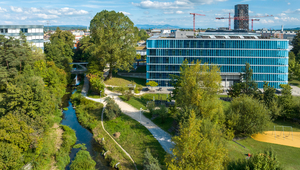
[144,148,161,170]
[104,97,122,120]
[0,31,70,169]
[90,10,137,79]
[44,27,74,75]
[70,148,96,170]
[228,149,283,170]
[146,81,158,89]
[226,95,271,136]
[165,111,228,170]
[172,60,224,122]
[228,63,259,98]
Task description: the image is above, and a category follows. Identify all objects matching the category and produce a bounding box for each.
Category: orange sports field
[252,131,300,148]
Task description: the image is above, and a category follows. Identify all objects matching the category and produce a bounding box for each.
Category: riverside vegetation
[0,28,77,169]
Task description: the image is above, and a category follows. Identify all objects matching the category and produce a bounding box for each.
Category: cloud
[221,9,234,13]
[164,11,174,14]
[0,7,7,12]
[132,0,189,9]
[4,21,13,24]
[10,6,23,12]
[287,2,290,5]
[278,13,286,16]
[36,14,59,19]
[284,9,300,14]
[30,7,40,12]
[119,11,131,15]
[261,19,274,24]
[176,11,184,14]
[144,11,149,14]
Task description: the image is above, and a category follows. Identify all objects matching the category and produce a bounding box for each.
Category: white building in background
[0,25,44,50]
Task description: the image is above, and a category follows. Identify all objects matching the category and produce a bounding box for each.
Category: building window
[0,29,3,33]
[21,28,28,33]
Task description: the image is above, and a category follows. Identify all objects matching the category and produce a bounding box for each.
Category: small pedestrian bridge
[69,62,88,74]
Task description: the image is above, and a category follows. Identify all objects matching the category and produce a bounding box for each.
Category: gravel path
[105,89,174,154]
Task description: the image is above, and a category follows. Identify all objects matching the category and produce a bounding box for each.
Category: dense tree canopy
[291,31,300,56]
[0,31,69,169]
[90,10,137,78]
[166,111,228,170]
[226,95,271,136]
[172,60,224,122]
[44,27,74,73]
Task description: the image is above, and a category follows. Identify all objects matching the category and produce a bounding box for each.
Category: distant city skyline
[0,0,299,29]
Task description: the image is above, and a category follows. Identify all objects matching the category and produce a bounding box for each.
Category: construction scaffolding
[234,4,249,30]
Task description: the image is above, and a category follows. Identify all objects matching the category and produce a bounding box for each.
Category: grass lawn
[143,112,176,136]
[105,72,146,86]
[71,92,135,170]
[119,93,169,110]
[289,79,300,88]
[228,137,300,170]
[104,114,167,170]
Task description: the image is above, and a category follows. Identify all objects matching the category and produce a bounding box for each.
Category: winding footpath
[104,89,174,154]
[81,75,173,154]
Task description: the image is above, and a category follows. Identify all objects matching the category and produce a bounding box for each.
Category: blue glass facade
[146,39,289,89]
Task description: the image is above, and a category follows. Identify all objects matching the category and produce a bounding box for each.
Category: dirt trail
[49,123,64,170]
[252,131,300,148]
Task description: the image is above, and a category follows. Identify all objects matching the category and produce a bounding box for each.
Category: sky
[0,0,299,29]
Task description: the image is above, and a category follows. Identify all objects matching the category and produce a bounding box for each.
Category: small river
[61,89,112,170]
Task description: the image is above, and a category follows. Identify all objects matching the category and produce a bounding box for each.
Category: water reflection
[61,89,112,170]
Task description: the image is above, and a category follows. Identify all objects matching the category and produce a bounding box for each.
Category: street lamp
[100,90,102,98]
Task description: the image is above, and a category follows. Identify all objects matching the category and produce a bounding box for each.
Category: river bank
[60,85,112,170]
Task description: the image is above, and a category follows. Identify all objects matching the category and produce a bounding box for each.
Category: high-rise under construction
[234,4,249,30]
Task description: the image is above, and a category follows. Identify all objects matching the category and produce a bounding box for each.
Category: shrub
[134,88,139,94]
[226,95,271,136]
[90,76,105,94]
[124,90,134,101]
[104,97,122,120]
[228,149,283,170]
[70,148,96,170]
[147,101,156,116]
[144,148,161,170]
[157,104,168,123]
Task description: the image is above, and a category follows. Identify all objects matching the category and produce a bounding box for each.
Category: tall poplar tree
[90,10,137,79]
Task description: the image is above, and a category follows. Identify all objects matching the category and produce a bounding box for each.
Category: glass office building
[146,32,289,89]
[0,25,44,51]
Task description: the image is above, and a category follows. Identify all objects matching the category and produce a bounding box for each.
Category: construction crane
[251,19,260,31]
[216,13,273,31]
[190,13,205,32]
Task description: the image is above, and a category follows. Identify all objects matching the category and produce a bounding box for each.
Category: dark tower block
[234,4,249,30]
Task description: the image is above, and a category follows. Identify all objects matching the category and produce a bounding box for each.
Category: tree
[157,104,168,123]
[144,148,161,170]
[278,84,295,119]
[89,76,105,95]
[166,111,228,170]
[226,95,271,136]
[146,81,158,90]
[70,144,96,170]
[136,29,150,42]
[90,10,137,79]
[262,82,281,119]
[227,63,259,97]
[172,60,223,122]
[0,142,22,170]
[291,31,300,55]
[228,149,282,170]
[44,27,74,73]
[104,97,122,120]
